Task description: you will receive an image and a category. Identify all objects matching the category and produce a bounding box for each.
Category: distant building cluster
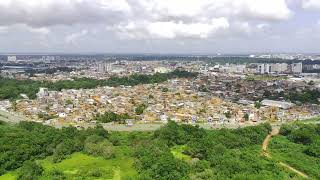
[1,54,320,128]
[257,63,302,74]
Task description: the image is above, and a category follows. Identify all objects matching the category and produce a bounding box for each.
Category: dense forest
[1,120,317,179]
[0,70,197,100]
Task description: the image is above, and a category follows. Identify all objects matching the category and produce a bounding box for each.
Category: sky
[0,0,319,54]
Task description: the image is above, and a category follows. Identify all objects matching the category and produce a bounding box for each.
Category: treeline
[1,120,307,179]
[94,112,131,124]
[263,89,320,104]
[285,90,320,104]
[26,67,75,75]
[134,121,296,179]
[0,121,112,177]
[0,70,197,100]
[280,123,320,158]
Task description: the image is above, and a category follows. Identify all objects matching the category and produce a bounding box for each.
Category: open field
[170,145,192,162]
[0,150,138,180]
[40,152,138,180]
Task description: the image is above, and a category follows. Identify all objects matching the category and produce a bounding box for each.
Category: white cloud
[28,27,50,35]
[0,0,131,27]
[256,23,270,29]
[0,0,296,42]
[132,0,291,21]
[0,26,8,33]
[110,0,291,39]
[302,0,320,10]
[151,20,229,39]
[117,18,229,39]
[65,30,88,45]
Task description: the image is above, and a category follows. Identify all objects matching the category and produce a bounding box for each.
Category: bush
[47,169,66,180]
[305,140,320,157]
[17,161,43,180]
[84,138,115,159]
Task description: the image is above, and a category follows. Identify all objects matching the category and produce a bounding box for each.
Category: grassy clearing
[269,136,320,179]
[1,148,138,180]
[0,173,15,180]
[41,149,138,180]
[171,145,192,162]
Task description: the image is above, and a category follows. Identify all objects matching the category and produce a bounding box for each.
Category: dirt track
[262,126,309,179]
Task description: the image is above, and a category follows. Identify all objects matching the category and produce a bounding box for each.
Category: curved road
[262,126,309,179]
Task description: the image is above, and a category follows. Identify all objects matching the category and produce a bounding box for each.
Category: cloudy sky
[0,0,319,54]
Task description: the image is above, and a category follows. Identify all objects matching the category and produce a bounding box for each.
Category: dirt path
[262,126,310,179]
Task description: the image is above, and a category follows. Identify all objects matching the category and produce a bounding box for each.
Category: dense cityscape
[1,54,320,129]
[1,0,320,179]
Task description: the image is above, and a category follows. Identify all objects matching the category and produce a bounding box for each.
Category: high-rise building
[7,56,16,62]
[270,63,288,73]
[257,64,271,74]
[258,64,265,74]
[265,64,271,74]
[291,63,302,73]
[97,63,112,73]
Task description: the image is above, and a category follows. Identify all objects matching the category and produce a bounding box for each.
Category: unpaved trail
[262,127,279,157]
[278,162,309,179]
[262,126,310,179]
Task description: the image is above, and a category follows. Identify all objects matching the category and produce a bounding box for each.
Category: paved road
[1,109,319,132]
[101,122,262,131]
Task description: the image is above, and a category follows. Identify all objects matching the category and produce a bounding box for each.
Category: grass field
[269,136,320,179]
[0,147,138,180]
[171,145,192,162]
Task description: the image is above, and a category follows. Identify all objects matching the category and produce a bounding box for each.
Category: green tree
[255,101,262,109]
[17,161,43,180]
[243,113,249,121]
[135,104,147,115]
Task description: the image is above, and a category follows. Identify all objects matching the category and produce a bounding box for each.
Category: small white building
[37,88,49,98]
[7,56,17,62]
[154,67,171,73]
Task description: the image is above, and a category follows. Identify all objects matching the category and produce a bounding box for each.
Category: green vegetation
[198,85,209,92]
[285,90,320,104]
[17,161,44,180]
[0,121,108,175]
[270,123,320,179]
[263,89,320,104]
[243,113,249,121]
[161,87,169,92]
[299,116,320,123]
[37,113,58,120]
[1,120,316,179]
[135,103,147,115]
[94,112,131,124]
[0,70,198,100]
[170,145,192,161]
[135,121,297,179]
[39,152,137,180]
[254,101,262,109]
